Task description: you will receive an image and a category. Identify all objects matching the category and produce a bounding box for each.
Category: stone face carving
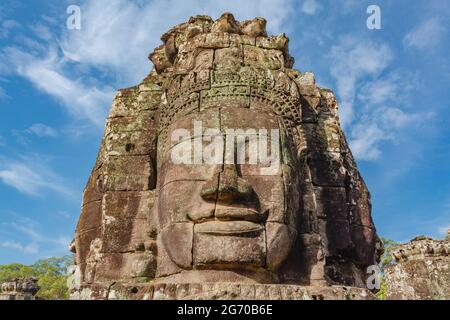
[385,236,449,300]
[71,13,380,300]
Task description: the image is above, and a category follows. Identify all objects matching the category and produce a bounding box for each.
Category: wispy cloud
[2,0,295,129]
[53,235,71,250]
[26,123,58,137]
[329,37,393,127]
[0,19,20,39]
[341,0,360,12]
[301,0,321,16]
[348,69,434,161]
[3,47,113,128]
[326,35,438,162]
[56,210,72,219]
[0,216,70,256]
[29,23,53,41]
[9,220,43,241]
[0,86,9,101]
[349,108,435,161]
[0,155,74,197]
[60,0,295,83]
[404,18,447,50]
[1,241,38,254]
[357,72,415,106]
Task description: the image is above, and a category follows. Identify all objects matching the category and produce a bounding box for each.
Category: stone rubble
[0,278,40,300]
[385,236,449,300]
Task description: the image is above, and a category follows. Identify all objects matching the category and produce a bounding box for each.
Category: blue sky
[0,0,449,265]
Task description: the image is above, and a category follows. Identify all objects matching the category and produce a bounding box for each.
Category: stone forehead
[156,105,295,165]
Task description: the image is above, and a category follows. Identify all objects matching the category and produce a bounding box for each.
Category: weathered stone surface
[77,200,102,233]
[71,13,379,300]
[214,47,243,70]
[158,180,210,226]
[75,227,101,268]
[314,186,348,220]
[308,153,346,187]
[161,223,193,268]
[193,221,266,268]
[0,278,40,300]
[266,222,296,271]
[211,13,242,34]
[244,45,284,69]
[385,236,449,300]
[241,18,267,37]
[73,282,374,300]
[101,191,152,253]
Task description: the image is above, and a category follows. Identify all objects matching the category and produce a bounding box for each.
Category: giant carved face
[155,104,299,278]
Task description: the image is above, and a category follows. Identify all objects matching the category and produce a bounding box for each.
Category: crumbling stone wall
[0,278,39,300]
[385,236,449,300]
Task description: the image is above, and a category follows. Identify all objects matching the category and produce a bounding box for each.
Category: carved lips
[195,220,264,236]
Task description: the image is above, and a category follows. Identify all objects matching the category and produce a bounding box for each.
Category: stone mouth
[195,220,264,236]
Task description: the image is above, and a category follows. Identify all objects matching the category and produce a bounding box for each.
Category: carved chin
[192,221,267,268]
[161,221,296,272]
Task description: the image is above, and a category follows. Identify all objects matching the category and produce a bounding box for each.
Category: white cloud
[30,23,53,41]
[1,241,38,254]
[342,0,360,12]
[0,156,74,197]
[60,0,295,83]
[358,71,418,107]
[53,236,71,249]
[349,107,435,161]
[10,222,43,243]
[347,68,435,161]
[359,79,397,106]
[349,121,385,161]
[0,19,20,39]
[3,0,294,129]
[357,72,415,106]
[438,224,450,238]
[0,216,71,255]
[301,0,321,15]
[57,210,72,219]
[0,86,9,101]
[4,47,114,128]
[404,18,447,50]
[329,37,393,127]
[26,123,58,137]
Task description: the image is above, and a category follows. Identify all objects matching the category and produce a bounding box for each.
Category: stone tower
[70,13,381,300]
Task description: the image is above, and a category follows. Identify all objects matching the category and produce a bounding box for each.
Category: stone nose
[200,164,255,205]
